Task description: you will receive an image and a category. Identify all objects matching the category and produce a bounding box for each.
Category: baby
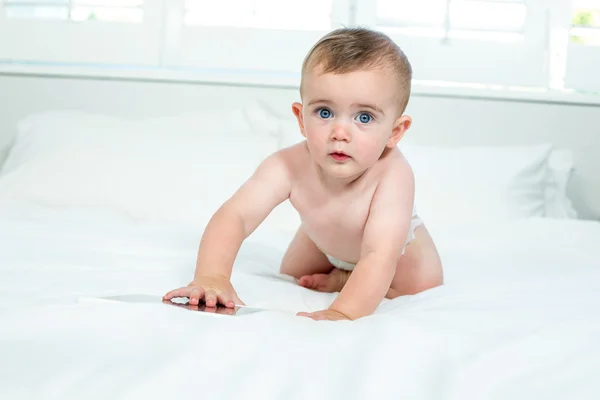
[163,27,443,321]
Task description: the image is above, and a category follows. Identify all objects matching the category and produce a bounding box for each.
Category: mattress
[1,206,599,399]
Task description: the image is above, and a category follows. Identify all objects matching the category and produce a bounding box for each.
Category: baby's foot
[298,268,351,293]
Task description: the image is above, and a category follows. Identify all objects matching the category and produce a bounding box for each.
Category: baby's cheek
[305,120,324,136]
[358,135,385,155]
[306,129,324,144]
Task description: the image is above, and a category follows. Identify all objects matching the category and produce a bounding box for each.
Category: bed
[0,105,599,399]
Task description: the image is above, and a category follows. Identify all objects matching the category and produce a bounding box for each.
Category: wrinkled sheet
[1,206,599,400]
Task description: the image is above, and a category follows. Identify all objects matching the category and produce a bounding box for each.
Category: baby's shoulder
[271,141,310,174]
[374,147,414,182]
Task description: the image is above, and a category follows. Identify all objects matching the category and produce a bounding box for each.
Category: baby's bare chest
[290,182,376,249]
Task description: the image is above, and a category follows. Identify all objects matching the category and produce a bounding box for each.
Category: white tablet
[77,294,268,317]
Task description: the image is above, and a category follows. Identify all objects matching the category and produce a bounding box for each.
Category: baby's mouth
[329,152,351,162]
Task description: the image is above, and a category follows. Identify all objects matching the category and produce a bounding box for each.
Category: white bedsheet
[1,206,599,400]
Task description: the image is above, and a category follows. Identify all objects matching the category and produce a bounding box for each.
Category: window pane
[381,26,446,38]
[571,27,600,45]
[184,0,332,30]
[572,0,600,27]
[4,0,67,4]
[3,0,143,22]
[71,7,142,23]
[449,1,526,32]
[73,0,143,5]
[376,0,526,41]
[447,30,522,42]
[5,5,68,20]
[571,0,600,45]
[377,0,448,27]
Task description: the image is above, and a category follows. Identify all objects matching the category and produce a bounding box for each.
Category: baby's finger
[163,287,191,300]
[217,292,235,308]
[188,287,205,306]
[204,290,218,307]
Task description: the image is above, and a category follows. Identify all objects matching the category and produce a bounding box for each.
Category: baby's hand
[163,275,244,308]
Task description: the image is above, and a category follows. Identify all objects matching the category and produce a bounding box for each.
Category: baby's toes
[298,275,313,288]
[299,274,331,292]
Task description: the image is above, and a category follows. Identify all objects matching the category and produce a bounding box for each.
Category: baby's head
[300,27,412,114]
[292,27,413,180]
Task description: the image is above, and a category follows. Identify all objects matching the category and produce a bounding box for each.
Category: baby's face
[293,66,407,180]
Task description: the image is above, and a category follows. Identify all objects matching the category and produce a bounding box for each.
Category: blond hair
[300,27,413,113]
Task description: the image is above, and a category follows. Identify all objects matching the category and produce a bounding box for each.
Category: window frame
[0,0,599,99]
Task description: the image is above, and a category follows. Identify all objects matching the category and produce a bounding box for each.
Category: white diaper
[325,205,423,272]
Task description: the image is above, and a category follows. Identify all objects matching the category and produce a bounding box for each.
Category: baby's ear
[291,102,306,138]
[387,115,412,148]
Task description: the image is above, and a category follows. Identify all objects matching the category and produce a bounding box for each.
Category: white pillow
[0,145,9,170]
[399,143,553,224]
[0,105,282,228]
[545,149,578,219]
[270,113,561,225]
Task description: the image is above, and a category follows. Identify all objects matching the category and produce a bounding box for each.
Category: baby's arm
[164,151,292,307]
[195,152,292,278]
[329,165,415,319]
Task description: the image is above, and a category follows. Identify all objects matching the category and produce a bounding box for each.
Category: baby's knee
[279,263,312,280]
[279,263,297,278]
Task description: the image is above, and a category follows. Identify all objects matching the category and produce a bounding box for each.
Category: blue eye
[318,108,332,119]
[357,112,372,123]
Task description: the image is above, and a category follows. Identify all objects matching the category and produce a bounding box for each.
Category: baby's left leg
[387,224,443,298]
[299,224,443,298]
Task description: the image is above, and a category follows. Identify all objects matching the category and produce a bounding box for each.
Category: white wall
[1,73,599,219]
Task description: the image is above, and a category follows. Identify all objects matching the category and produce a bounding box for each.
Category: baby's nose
[330,124,351,142]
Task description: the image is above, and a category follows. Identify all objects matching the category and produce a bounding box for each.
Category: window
[571,0,600,45]
[1,0,599,96]
[0,0,162,65]
[162,0,348,77]
[184,0,331,31]
[3,0,143,23]
[355,0,548,87]
[376,0,527,42]
[562,0,600,92]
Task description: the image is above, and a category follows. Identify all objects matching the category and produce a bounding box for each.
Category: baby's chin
[320,161,369,180]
